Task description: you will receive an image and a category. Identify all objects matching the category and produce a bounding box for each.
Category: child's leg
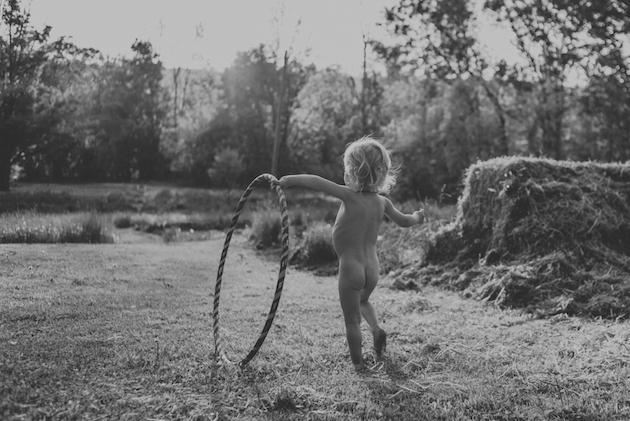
[359,269,379,332]
[338,259,365,368]
[360,266,386,357]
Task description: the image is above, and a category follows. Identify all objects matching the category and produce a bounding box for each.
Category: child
[280,136,424,371]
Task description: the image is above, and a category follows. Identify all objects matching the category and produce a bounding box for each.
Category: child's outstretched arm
[279,174,351,201]
[384,198,424,227]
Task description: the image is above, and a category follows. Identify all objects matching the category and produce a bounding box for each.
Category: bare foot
[354,361,367,373]
[373,329,387,359]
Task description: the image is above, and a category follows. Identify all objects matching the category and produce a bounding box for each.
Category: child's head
[343,136,396,194]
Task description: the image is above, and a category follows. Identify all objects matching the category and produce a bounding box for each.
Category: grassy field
[1,235,629,420]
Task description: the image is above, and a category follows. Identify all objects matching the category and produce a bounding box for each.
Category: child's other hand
[413,209,425,225]
[278,176,289,189]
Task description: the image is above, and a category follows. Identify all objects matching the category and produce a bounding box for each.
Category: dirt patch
[394,157,630,319]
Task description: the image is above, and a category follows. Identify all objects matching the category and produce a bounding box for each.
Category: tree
[484,0,630,159]
[288,68,360,181]
[219,45,309,181]
[20,59,94,181]
[126,40,167,180]
[373,0,511,156]
[207,147,245,189]
[0,0,63,189]
[89,41,167,180]
[581,48,630,161]
[376,0,630,160]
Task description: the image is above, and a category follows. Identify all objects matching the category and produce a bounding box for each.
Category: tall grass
[112,212,248,232]
[249,210,282,248]
[0,212,115,244]
[296,222,337,266]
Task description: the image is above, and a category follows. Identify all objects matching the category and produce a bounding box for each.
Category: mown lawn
[1,235,629,420]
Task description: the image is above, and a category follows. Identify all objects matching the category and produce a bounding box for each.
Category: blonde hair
[343,136,396,194]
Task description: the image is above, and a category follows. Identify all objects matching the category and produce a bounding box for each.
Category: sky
[22,0,396,73]
[22,0,523,74]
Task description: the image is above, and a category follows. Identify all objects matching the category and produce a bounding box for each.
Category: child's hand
[413,209,425,225]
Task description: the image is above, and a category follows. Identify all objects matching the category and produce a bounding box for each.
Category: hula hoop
[213,173,290,367]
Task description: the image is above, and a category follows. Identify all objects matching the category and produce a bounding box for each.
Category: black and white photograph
[1,0,629,419]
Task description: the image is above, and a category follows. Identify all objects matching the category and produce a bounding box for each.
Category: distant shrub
[297,222,336,266]
[250,210,282,248]
[207,148,246,188]
[161,227,181,243]
[0,212,115,243]
[152,189,175,211]
[114,214,132,228]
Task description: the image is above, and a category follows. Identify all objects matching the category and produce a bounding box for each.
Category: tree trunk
[0,146,11,191]
[480,80,509,156]
[271,50,288,176]
[360,36,368,135]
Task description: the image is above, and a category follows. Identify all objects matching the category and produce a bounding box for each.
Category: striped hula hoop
[213,173,290,367]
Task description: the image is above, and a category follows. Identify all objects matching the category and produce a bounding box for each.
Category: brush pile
[395,157,630,319]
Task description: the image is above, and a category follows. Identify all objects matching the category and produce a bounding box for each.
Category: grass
[0,212,115,243]
[1,182,628,418]
[1,240,628,420]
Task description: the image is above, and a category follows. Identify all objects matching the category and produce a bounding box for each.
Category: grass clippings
[402,157,630,319]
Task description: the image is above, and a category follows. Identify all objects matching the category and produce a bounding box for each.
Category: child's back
[332,192,385,260]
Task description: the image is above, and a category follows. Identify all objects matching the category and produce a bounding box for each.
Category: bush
[294,222,336,266]
[114,214,132,228]
[249,210,282,248]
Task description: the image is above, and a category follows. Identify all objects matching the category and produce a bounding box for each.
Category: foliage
[382,77,507,200]
[288,68,360,181]
[376,0,630,166]
[0,0,93,190]
[207,147,246,188]
[88,41,167,181]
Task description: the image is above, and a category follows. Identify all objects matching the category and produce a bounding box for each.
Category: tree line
[1,0,628,200]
